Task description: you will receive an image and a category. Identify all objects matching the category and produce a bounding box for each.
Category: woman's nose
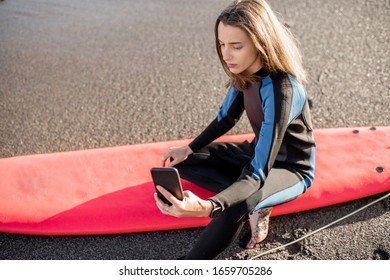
[222,48,232,61]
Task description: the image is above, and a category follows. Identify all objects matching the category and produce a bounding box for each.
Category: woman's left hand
[154,185,213,218]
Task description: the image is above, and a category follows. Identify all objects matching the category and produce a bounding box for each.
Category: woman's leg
[185,166,309,258]
[175,141,253,192]
[185,200,249,259]
[172,141,253,259]
[247,166,310,212]
[244,166,310,248]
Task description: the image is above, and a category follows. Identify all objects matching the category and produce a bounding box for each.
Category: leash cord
[250,191,390,260]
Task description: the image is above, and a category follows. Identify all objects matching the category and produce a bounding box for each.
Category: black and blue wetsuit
[176,68,316,259]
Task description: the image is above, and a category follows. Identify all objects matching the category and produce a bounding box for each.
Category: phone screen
[151,167,184,205]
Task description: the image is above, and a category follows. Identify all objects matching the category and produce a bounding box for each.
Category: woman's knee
[219,201,251,224]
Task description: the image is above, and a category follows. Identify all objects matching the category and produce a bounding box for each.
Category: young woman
[155,0,316,259]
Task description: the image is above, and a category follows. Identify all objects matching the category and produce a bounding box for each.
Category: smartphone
[151,167,184,205]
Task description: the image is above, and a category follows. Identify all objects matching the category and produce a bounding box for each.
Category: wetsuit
[176,68,316,259]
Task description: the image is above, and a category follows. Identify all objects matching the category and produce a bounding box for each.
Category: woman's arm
[188,86,244,152]
[161,86,244,167]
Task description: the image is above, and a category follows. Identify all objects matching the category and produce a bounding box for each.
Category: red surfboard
[0,126,389,235]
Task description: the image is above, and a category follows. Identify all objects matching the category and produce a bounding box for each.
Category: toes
[246,239,256,249]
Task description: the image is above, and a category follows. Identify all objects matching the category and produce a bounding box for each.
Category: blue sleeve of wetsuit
[189,86,244,152]
[211,74,307,210]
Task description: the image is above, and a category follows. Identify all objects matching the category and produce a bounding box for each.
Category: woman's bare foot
[246,207,272,249]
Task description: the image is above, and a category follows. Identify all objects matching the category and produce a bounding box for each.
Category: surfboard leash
[249,191,390,260]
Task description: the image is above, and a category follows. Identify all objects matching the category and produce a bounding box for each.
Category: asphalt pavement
[0,0,389,260]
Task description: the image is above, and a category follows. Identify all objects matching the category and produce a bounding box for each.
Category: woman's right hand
[161,145,193,167]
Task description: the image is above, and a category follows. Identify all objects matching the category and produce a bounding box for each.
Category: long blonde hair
[215,0,307,90]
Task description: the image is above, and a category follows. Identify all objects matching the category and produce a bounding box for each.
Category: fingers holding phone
[154,187,213,218]
[154,185,179,215]
[151,167,212,218]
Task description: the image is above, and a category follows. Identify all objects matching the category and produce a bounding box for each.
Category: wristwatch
[208,200,222,218]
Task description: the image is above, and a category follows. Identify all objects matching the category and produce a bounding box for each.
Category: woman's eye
[233,46,243,50]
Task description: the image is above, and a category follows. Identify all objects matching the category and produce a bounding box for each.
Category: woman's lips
[226,63,236,69]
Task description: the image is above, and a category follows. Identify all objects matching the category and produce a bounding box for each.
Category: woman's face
[218,22,262,75]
